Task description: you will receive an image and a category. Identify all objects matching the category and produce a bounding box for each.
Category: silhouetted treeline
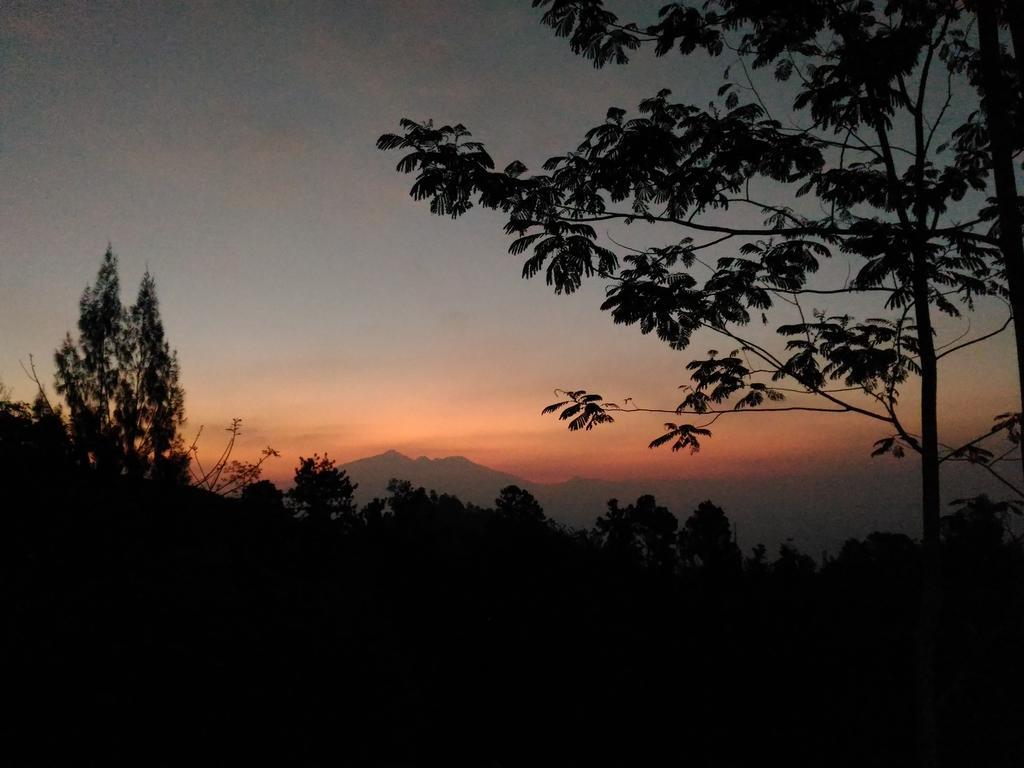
[2,404,1023,767]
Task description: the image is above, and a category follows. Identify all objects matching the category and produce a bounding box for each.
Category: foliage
[379,1,1015,482]
[0,396,72,473]
[679,499,742,571]
[54,246,187,481]
[287,453,358,523]
[494,484,547,524]
[7,459,1022,765]
[379,12,1023,758]
[240,479,286,510]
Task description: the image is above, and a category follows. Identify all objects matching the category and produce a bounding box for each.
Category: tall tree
[55,246,187,480]
[55,246,125,471]
[679,500,741,573]
[287,453,358,524]
[380,3,1016,763]
[118,270,187,479]
[970,0,1024,484]
[494,484,547,524]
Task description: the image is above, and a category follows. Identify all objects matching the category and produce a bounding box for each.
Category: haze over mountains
[341,450,929,552]
[340,450,1017,553]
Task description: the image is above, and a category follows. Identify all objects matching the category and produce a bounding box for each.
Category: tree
[287,453,358,523]
[0,394,72,475]
[939,0,1024,485]
[241,479,286,511]
[772,539,819,580]
[679,500,741,573]
[54,246,187,481]
[118,270,186,479]
[494,484,547,525]
[379,3,1017,762]
[595,494,679,570]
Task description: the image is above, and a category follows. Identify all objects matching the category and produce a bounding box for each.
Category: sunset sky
[1,0,1017,506]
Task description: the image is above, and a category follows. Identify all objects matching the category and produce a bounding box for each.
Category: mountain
[530,473,921,548]
[342,450,641,531]
[343,450,649,531]
[339,449,985,552]
[341,450,525,509]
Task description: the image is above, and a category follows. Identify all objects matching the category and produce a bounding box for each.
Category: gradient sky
[1,0,1018,517]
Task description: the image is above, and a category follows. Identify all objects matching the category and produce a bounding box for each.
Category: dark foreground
[2,458,1023,766]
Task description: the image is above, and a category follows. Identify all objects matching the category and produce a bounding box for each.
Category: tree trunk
[1005,1,1024,105]
[872,71,944,763]
[911,251,942,768]
[977,0,1024,486]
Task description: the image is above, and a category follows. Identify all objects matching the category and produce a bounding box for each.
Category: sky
[1,1,1018,523]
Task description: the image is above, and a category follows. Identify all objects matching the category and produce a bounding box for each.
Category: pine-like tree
[120,270,187,480]
[55,246,187,480]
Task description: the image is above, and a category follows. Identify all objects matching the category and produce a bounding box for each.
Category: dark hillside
[2,439,1022,765]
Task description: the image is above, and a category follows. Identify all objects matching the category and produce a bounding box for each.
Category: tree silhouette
[772,539,819,580]
[495,484,547,525]
[3,416,1023,766]
[595,494,679,570]
[680,499,742,573]
[970,0,1024,487]
[0,394,71,473]
[241,479,286,511]
[119,270,186,480]
[287,453,358,523]
[54,246,187,480]
[379,5,1020,760]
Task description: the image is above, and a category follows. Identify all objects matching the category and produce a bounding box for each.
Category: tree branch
[935,314,1013,360]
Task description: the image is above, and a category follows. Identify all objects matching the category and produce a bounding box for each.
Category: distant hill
[341,450,525,508]
[338,449,989,552]
[339,449,1020,552]
[342,450,642,529]
[342,450,619,530]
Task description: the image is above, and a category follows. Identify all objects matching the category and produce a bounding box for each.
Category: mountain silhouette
[338,450,986,551]
[342,450,526,508]
[339,450,917,548]
[342,450,660,532]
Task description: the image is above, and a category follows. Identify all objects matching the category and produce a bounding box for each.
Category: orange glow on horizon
[194,402,903,488]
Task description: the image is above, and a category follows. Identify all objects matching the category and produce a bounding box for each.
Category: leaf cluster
[381,0,1008,456]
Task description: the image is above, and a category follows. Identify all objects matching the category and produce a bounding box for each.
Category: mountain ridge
[337,449,939,552]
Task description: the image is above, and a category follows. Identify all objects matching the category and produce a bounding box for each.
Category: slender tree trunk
[976,0,1024,486]
[910,251,942,768]
[1005,1,1024,103]
[872,84,943,765]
